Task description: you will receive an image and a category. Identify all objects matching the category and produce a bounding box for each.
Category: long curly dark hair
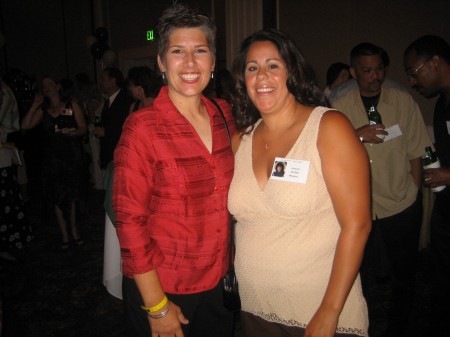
[231,29,324,133]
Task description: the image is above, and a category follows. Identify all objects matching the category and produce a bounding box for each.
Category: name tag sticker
[61,108,73,116]
[383,124,402,142]
[270,157,310,184]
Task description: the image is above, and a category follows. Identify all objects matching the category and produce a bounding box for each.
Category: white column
[225,0,263,69]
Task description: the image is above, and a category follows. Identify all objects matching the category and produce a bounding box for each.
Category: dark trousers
[122,276,233,337]
[360,193,422,337]
[240,311,361,337]
[430,192,450,337]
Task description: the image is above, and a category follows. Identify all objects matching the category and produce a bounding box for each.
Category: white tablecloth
[103,214,123,300]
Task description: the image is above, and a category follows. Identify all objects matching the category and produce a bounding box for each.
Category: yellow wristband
[140,296,168,313]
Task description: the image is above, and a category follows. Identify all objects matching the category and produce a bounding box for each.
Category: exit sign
[146,30,154,41]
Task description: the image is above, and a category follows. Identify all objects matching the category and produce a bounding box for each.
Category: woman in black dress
[22,76,87,250]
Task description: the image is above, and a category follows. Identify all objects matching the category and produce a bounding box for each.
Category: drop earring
[211,72,214,79]
[162,72,166,80]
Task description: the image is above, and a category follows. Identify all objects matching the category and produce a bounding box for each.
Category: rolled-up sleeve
[113,114,164,277]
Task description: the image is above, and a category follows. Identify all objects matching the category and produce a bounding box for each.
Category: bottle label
[423,160,446,192]
[432,185,446,192]
[423,161,441,169]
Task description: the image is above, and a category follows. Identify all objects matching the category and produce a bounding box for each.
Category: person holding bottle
[333,42,432,337]
[94,67,133,170]
[423,146,446,192]
[404,35,450,337]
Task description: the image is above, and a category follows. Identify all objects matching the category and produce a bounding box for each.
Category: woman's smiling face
[158,27,215,100]
[244,41,291,115]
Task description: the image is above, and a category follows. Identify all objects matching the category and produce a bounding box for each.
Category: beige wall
[278,0,450,125]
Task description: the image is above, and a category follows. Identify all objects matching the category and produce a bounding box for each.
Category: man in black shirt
[404,35,450,337]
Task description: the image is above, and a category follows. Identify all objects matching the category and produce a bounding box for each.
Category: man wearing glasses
[404,35,450,337]
[333,42,432,337]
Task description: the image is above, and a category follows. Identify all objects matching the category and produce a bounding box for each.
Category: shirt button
[214,186,218,191]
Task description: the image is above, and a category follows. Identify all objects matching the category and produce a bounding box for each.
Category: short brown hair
[156,3,216,62]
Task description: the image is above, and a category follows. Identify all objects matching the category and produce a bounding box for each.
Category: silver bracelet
[147,301,171,319]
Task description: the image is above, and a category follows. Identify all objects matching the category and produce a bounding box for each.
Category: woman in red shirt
[113,4,235,337]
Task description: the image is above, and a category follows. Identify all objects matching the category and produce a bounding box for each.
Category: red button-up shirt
[113,86,235,294]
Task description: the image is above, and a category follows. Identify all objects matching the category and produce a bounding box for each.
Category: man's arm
[410,157,423,188]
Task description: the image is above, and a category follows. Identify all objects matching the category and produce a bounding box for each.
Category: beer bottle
[423,146,446,192]
[368,105,382,125]
[368,105,385,139]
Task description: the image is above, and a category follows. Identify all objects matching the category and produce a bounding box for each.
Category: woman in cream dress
[228,29,371,337]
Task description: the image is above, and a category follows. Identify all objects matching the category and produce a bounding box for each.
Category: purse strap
[208,98,235,271]
[208,98,231,145]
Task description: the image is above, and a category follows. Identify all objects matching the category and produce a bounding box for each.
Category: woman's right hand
[21,94,45,130]
[32,92,44,108]
[149,301,189,337]
[304,306,339,337]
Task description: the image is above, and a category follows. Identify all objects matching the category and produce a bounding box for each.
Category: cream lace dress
[228,107,368,336]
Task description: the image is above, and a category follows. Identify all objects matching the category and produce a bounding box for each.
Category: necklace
[370,95,380,112]
[261,130,286,150]
[259,107,298,151]
[361,94,380,113]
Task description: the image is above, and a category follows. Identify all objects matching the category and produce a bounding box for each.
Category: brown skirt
[240,311,363,337]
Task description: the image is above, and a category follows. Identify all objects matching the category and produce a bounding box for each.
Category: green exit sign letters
[146,30,154,41]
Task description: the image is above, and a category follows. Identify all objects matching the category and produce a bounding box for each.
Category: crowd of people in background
[1,3,450,337]
[0,65,163,256]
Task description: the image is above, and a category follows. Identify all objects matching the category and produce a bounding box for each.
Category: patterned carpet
[1,188,125,337]
[0,183,430,337]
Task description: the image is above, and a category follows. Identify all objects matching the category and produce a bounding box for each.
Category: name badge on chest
[270,157,310,184]
[61,108,73,116]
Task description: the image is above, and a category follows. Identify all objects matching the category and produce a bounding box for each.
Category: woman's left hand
[304,307,339,337]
